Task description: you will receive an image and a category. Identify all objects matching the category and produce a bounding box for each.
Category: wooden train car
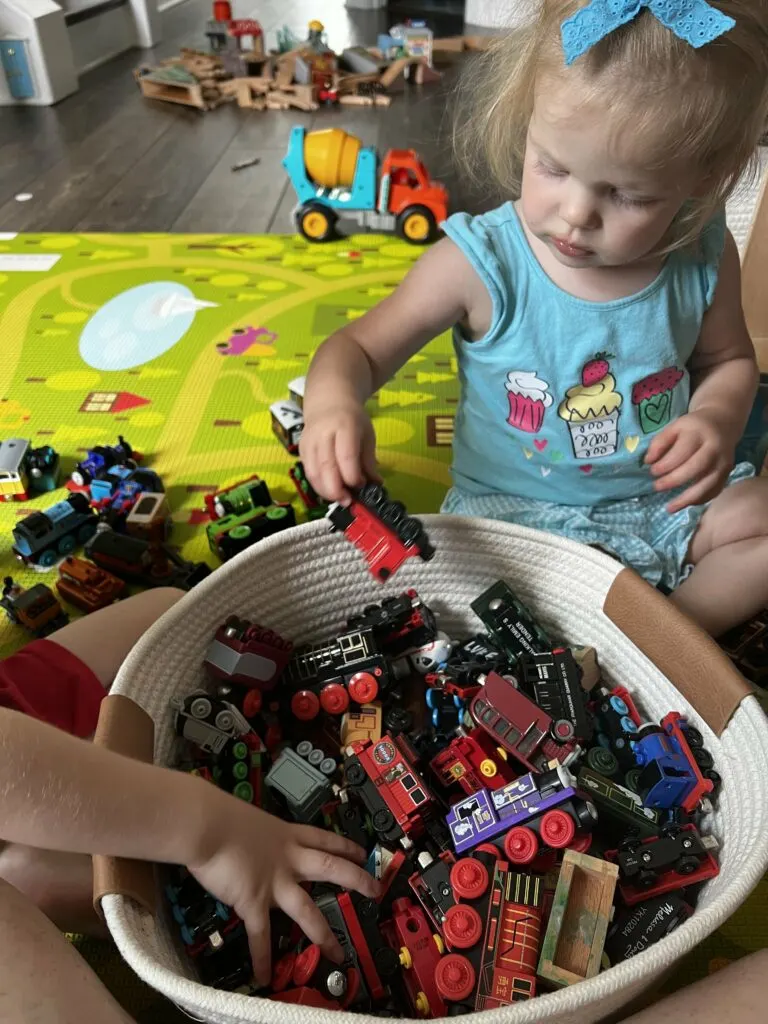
[56,556,127,613]
[470,670,580,773]
[1,577,69,637]
[537,850,618,988]
[470,580,552,664]
[328,483,434,583]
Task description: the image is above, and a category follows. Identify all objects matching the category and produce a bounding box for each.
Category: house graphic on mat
[79,392,151,414]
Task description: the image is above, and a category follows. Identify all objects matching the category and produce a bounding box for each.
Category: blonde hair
[453,0,768,251]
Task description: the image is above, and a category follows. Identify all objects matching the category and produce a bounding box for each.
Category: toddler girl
[300,0,768,638]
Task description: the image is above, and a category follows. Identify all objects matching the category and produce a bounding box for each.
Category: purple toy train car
[446,764,596,856]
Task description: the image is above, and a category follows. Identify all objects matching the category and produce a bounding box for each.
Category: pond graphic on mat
[558,353,623,459]
[505,370,553,434]
[79,282,218,371]
[632,367,684,434]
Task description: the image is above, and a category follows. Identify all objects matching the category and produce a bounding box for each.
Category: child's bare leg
[619,949,768,1024]
[0,587,184,934]
[0,877,135,1024]
[48,586,185,687]
[671,477,768,636]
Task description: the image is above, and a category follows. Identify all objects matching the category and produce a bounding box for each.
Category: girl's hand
[300,401,380,504]
[645,410,736,513]
[188,792,380,987]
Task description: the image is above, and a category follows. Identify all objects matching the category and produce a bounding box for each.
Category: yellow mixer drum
[303,129,361,189]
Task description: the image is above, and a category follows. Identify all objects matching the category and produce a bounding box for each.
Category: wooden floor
[0,0,493,234]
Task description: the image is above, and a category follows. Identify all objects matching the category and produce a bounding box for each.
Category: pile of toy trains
[166,578,721,1013]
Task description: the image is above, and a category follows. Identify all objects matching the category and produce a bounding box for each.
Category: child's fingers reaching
[335,428,366,491]
[241,903,272,987]
[294,847,380,898]
[292,823,367,863]
[277,884,344,964]
[316,440,351,504]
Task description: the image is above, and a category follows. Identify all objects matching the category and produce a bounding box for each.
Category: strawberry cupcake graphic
[632,367,685,434]
[505,370,553,434]
[558,353,623,459]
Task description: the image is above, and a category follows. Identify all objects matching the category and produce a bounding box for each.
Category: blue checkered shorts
[441,463,756,590]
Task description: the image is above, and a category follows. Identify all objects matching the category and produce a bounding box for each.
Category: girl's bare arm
[301,237,489,501]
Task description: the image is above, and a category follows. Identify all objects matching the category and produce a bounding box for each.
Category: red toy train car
[328,483,434,583]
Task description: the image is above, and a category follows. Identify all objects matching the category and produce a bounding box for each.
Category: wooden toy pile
[133,36,492,114]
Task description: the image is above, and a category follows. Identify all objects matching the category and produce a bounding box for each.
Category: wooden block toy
[537,850,618,988]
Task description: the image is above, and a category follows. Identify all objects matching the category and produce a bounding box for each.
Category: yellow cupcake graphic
[558,353,623,460]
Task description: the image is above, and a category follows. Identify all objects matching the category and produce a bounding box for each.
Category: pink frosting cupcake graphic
[506,370,553,434]
[632,367,684,434]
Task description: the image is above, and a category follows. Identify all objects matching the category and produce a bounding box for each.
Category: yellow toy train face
[0,439,29,499]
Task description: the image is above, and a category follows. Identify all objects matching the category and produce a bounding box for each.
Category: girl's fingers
[666,471,722,513]
[645,424,679,466]
[277,884,344,965]
[649,432,700,478]
[294,848,380,899]
[293,824,368,863]
[316,437,350,504]
[335,427,366,491]
[653,447,714,492]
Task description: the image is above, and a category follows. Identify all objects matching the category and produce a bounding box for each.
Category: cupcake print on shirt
[632,367,684,434]
[505,370,553,434]
[558,353,623,460]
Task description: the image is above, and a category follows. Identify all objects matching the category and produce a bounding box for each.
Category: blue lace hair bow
[561,0,736,65]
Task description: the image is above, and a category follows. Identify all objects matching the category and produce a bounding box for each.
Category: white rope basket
[99,516,768,1024]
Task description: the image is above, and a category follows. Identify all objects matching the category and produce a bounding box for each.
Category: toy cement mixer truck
[282,126,449,244]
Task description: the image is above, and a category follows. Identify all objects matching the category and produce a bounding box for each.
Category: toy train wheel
[291,690,320,721]
[374,947,400,979]
[38,549,58,568]
[442,904,483,949]
[684,725,704,748]
[435,954,475,1003]
[705,768,722,791]
[397,517,423,546]
[396,205,437,245]
[71,468,90,486]
[586,746,619,776]
[624,768,642,792]
[320,682,349,715]
[414,992,430,1016]
[381,500,406,527]
[449,858,489,900]
[504,826,539,864]
[189,696,213,720]
[359,482,387,507]
[372,808,396,835]
[675,856,700,875]
[551,718,576,743]
[345,762,366,787]
[297,204,337,242]
[214,709,236,731]
[540,809,576,848]
[57,535,76,555]
[692,746,714,771]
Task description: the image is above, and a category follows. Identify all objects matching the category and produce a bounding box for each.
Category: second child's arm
[301,238,488,502]
[0,708,378,985]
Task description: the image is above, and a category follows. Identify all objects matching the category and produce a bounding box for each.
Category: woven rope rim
[103,517,768,1024]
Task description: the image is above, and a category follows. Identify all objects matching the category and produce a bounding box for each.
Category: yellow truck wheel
[396,205,437,244]
[297,204,336,242]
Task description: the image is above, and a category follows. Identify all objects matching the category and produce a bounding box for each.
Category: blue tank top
[442,203,725,504]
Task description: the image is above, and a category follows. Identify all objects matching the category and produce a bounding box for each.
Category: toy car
[71,435,137,486]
